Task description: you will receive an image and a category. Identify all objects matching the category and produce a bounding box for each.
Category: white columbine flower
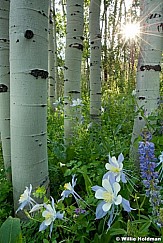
[16,184,36,213]
[101,106,105,113]
[29,203,44,213]
[132,89,136,96]
[103,153,127,183]
[95,179,122,213]
[59,175,78,201]
[157,151,163,181]
[70,98,83,107]
[92,177,133,224]
[159,151,163,162]
[39,197,64,238]
[53,97,62,107]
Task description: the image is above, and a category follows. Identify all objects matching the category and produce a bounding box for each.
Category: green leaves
[80,166,92,195]
[0,216,22,243]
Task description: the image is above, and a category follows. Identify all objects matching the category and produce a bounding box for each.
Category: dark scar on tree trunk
[69,43,83,51]
[24,30,34,39]
[68,91,80,94]
[140,65,161,71]
[0,84,8,92]
[30,69,48,79]
[149,13,161,19]
[138,96,146,100]
[0,38,8,42]
[157,23,163,32]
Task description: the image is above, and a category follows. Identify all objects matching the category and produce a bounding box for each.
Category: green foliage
[0,148,13,226]
[21,220,49,243]
[0,93,163,242]
[0,216,22,243]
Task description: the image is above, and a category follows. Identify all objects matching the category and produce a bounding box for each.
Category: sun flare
[122,22,140,40]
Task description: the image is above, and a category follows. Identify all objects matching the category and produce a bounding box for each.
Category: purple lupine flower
[74,208,86,215]
[138,130,162,226]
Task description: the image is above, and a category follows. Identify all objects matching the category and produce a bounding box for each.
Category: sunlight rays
[119,1,162,66]
[122,21,140,40]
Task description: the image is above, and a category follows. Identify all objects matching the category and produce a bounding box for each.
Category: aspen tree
[0,0,11,181]
[10,0,49,210]
[103,0,108,84]
[89,0,102,122]
[53,1,59,100]
[64,0,84,144]
[131,0,163,164]
[48,4,55,107]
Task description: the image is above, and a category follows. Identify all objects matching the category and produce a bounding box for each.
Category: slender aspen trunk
[64,0,84,145]
[10,0,49,211]
[0,0,11,181]
[110,0,118,51]
[53,3,59,100]
[89,0,102,122]
[131,0,163,165]
[48,6,55,106]
[103,0,108,84]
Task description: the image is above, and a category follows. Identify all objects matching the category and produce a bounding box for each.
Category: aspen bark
[48,6,55,106]
[64,0,84,144]
[53,3,59,100]
[0,0,11,181]
[89,0,102,122]
[10,0,49,211]
[131,0,163,164]
[103,0,108,84]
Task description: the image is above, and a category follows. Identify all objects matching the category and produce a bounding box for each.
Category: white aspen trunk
[131,0,163,164]
[10,0,49,211]
[64,0,84,144]
[0,0,11,181]
[48,5,55,106]
[53,5,59,100]
[89,0,102,122]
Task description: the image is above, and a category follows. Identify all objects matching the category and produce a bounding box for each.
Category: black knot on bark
[0,84,8,93]
[30,69,48,79]
[138,96,146,100]
[24,30,34,39]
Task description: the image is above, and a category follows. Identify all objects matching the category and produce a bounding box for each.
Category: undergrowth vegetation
[0,93,162,242]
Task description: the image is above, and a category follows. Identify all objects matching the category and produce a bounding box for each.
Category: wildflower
[101,106,105,113]
[59,175,90,209]
[53,97,62,107]
[93,178,122,218]
[29,203,44,213]
[138,130,162,224]
[132,89,136,96]
[157,151,163,181]
[92,176,134,227]
[39,197,64,238]
[95,179,122,211]
[86,122,93,131]
[74,208,86,215]
[121,198,134,212]
[16,184,36,213]
[70,98,83,107]
[59,175,78,201]
[59,162,66,167]
[159,151,163,162]
[103,153,127,183]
